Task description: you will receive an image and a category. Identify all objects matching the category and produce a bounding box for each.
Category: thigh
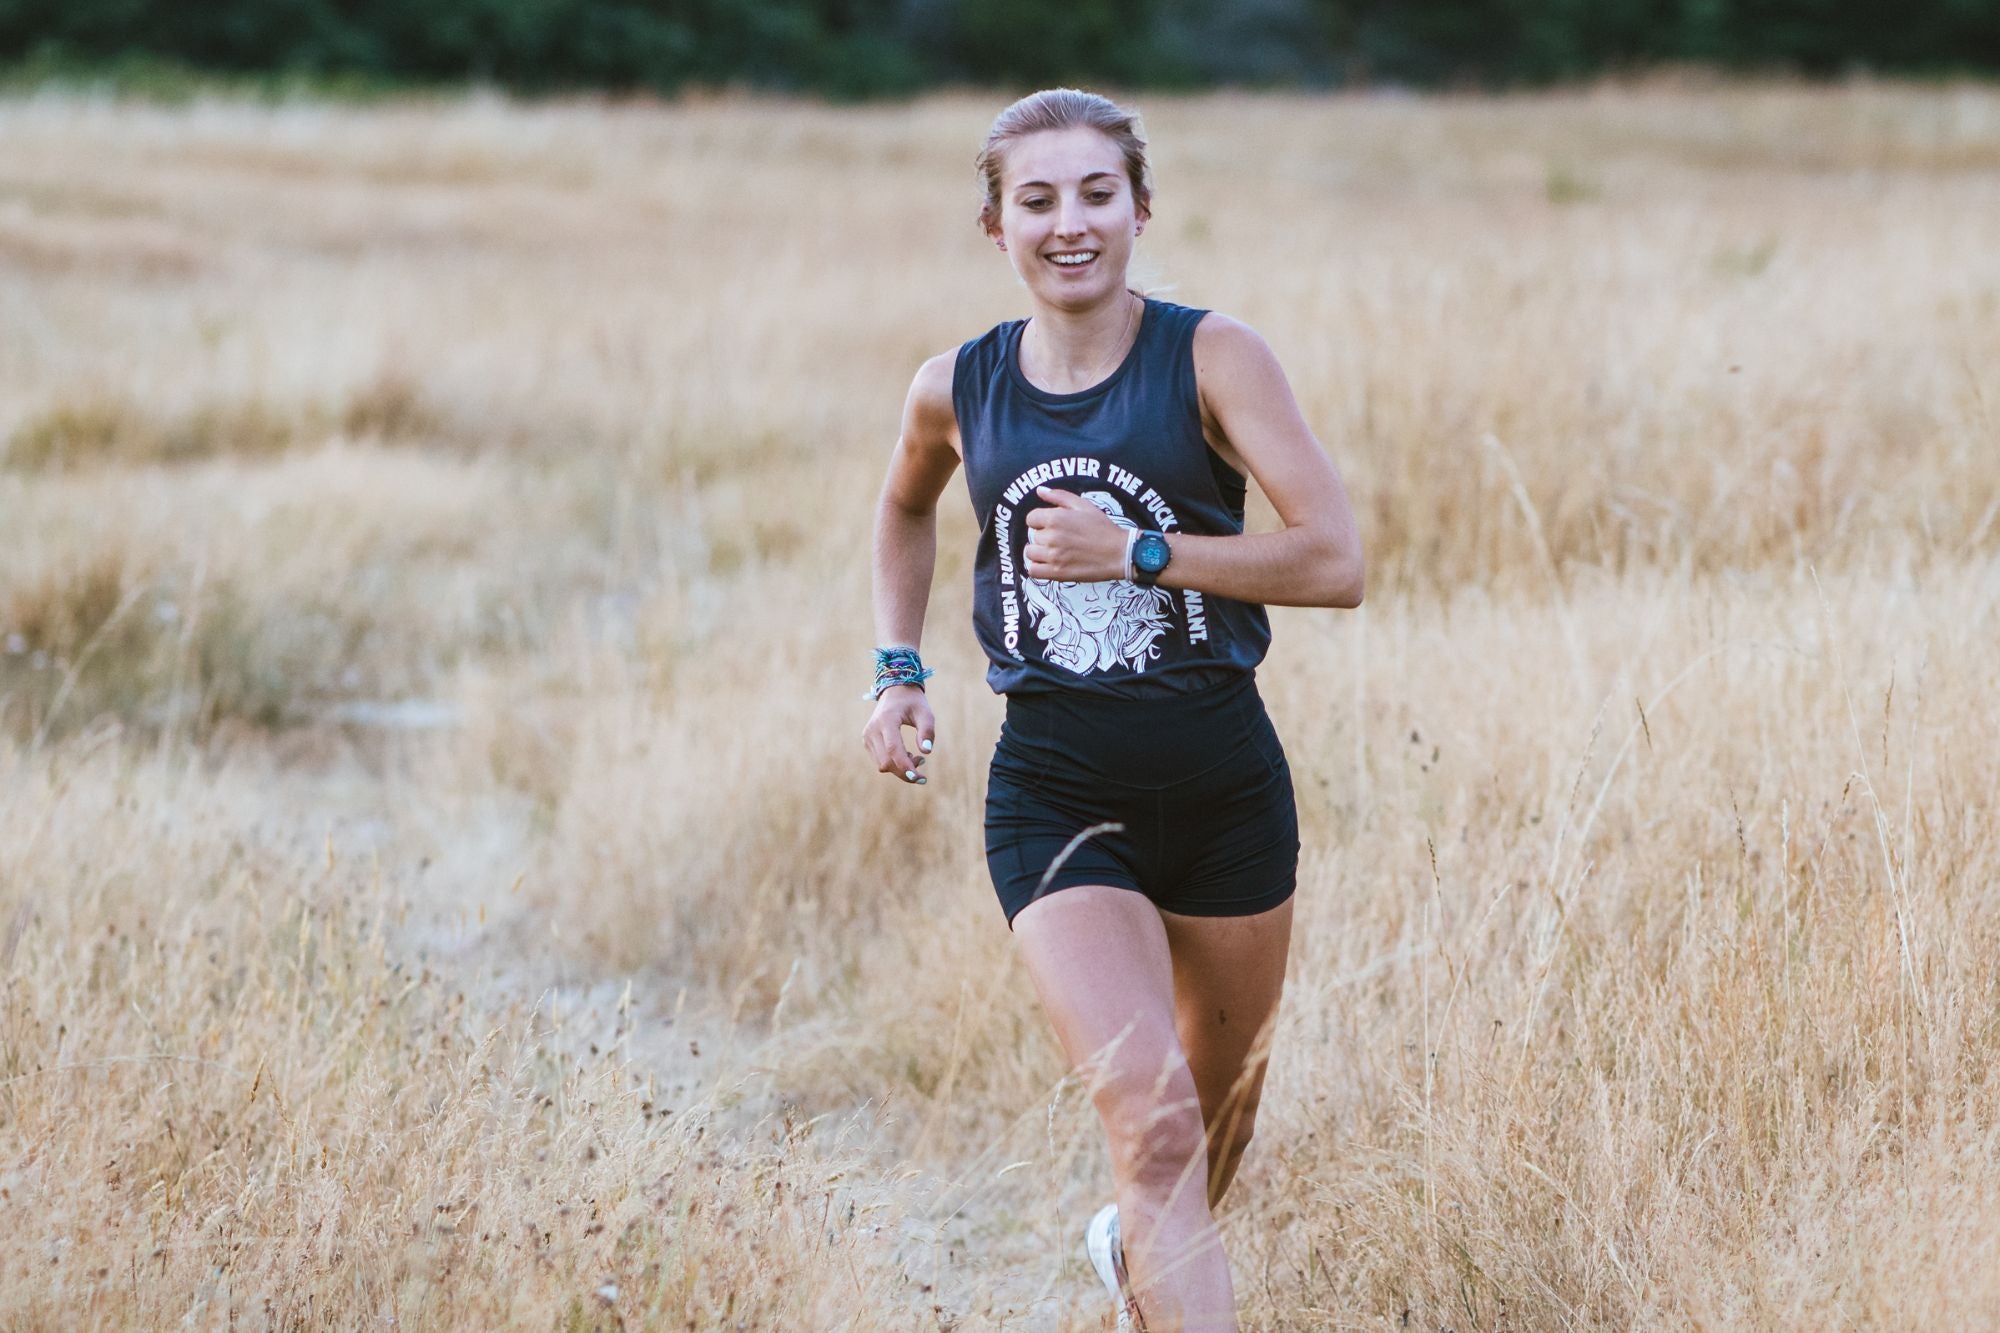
[1159,896,1294,1128]
[1012,885,1194,1107]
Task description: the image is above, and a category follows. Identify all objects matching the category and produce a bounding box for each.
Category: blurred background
[6,0,2000,98]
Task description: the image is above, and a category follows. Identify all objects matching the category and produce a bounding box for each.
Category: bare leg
[1013,886,1236,1332]
[1160,897,1294,1210]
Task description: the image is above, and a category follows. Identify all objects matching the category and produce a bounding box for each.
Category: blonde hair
[974,88,1152,234]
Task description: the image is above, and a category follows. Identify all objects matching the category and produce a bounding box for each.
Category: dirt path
[249,733,1116,1327]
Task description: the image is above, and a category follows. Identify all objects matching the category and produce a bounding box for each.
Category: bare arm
[872,355,959,648]
[1021,314,1364,608]
[862,351,961,785]
[1168,314,1363,607]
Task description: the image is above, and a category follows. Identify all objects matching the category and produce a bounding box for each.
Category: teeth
[1051,252,1097,265]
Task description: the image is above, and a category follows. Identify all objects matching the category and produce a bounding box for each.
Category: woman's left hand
[1024,485,1130,582]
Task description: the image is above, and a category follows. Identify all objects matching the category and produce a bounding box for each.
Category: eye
[1021,196,1051,210]
[1088,190,1114,203]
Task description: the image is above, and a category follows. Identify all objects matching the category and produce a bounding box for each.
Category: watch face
[1135,532,1171,574]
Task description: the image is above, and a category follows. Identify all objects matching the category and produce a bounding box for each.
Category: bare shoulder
[1191,312,1298,446]
[911,347,958,403]
[1192,311,1284,381]
[903,349,962,456]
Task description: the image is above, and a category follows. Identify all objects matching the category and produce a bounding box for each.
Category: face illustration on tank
[1058,577,1121,633]
[1021,490,1175,675]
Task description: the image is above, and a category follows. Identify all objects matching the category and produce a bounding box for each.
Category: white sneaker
[1084,1202,1135,1330]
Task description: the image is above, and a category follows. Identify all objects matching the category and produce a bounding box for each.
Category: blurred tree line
[3,0,1999,98]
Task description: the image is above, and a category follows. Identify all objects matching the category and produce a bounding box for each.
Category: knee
[1093,1067,1209,1190]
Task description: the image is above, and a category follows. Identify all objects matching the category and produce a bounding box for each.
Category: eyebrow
[1012,172,1120,191]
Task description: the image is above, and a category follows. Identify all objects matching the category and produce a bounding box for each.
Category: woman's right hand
[862,685,936,786]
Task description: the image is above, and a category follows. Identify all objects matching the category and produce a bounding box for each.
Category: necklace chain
[1028,293,1139,391]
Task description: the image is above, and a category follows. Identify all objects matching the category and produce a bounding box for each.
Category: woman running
[861,88,1364,1331]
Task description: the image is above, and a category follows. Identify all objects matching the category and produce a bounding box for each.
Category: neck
[1021,290,1142,391]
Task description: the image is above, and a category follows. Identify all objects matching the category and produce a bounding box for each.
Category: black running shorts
[983,675,1300,928]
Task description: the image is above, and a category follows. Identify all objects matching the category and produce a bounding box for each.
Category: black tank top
[955,297,1273,699]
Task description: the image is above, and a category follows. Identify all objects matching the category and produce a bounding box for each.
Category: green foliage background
[3,0,1998,97]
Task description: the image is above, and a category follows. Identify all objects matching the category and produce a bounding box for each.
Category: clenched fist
[1023,485,1129,582]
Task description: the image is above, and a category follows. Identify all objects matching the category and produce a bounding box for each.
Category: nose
[1055,193,1088,240]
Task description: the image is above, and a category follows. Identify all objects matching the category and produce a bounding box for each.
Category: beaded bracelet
[864,645,934,701]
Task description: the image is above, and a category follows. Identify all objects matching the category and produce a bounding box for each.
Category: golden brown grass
[2,78,1998,1328]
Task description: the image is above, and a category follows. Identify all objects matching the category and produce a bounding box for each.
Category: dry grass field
[3,78,1999,1329]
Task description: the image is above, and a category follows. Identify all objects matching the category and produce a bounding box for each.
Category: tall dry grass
[2,79,1998,1328]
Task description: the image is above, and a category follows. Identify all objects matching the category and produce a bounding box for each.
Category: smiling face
[985,126,1148,312]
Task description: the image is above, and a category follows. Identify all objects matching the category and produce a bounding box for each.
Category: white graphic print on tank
[1022,491,1175,676]
[955,298,1273,700]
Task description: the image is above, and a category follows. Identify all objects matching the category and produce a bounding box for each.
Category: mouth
[1045,249,1100,271]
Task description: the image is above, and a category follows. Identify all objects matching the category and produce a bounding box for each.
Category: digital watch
[1129,530,1172,586]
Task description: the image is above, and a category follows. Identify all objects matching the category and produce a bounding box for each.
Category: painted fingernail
[905,770,917,781]
[916,777,927,785]
[921,740,933,752]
